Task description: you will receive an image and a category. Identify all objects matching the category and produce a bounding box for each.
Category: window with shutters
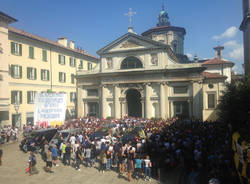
[78,60,83,69]
[11,90,22,104]
[70,57,76,67]
[27,91,36,104]
[10,65,22,79]
[58,54,65,65]
[42,50,47,61]
[59,72,66,83]
[29,46,34,59]
[11,42,22,56]
[88,62,92,70]
[207,93,216,109]
[41,69,49,81]
[27,67,37,80]
[70,92,76,102]
[71,74,75,84]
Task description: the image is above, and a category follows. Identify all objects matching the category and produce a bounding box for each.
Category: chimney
[69,40,75,49]
[213,45,224,60]
[57,37,68,47]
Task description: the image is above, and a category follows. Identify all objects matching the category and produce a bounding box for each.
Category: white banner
[34,93,67,127]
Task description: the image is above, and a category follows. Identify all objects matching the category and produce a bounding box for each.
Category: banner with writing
[34,93,67,127]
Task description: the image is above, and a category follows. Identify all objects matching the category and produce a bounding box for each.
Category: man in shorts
[45,149,53,173]
[51,145,59,166]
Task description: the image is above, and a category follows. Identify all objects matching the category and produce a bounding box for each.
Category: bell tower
[240,0,250,75]
[157,0,170,27]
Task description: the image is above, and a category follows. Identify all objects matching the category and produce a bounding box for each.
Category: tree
[218,75,250,132]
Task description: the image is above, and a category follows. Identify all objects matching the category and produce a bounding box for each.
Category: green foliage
[47,89,54,93]
[218,75,250,131]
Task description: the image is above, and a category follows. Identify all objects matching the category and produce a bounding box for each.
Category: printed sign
[34,93,67,127]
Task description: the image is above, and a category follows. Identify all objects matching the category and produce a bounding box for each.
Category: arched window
[121,56,143,69]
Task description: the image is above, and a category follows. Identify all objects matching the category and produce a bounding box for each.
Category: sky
[1,0,244,73]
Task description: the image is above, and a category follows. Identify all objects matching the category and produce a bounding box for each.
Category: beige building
[77,6,233,121]
[0,11,98,129]
[0,12,16,128]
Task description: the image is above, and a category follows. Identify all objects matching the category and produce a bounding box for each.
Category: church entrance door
[126,89,142,117]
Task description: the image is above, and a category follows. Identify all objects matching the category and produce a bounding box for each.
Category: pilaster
[113,84,120,119]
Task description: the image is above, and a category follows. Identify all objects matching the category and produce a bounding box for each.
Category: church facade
[77,6,231,121]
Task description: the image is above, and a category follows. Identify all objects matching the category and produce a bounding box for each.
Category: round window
[208,84,214,89]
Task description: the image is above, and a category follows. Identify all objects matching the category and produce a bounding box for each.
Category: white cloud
[229,46,244,60]
[212,26,238,40]
[223,40,241,48]
[186,53,192,59]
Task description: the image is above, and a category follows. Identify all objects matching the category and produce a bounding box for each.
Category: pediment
[119,40,142,48]
[97,32,169,55]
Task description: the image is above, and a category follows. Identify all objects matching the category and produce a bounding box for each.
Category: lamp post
[14,102,20,129]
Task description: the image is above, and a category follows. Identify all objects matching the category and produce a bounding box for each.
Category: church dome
[157,9,170,27]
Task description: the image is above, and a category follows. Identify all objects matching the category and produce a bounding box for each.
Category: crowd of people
[0,125,19,144]
[18,116,239,183]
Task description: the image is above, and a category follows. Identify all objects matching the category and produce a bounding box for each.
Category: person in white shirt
[69,135,76,152]
[144,155,152,181]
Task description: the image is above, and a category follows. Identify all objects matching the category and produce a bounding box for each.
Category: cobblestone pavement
[0,143,160,184]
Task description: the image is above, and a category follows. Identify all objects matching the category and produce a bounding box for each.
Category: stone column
[141,98,145,118]
[77,86,84,117]
[120,100,123,118]
[113,84,120,119]
[159,82,165,119]
[84,101,87,117]
[169,101,174,118]
[101,85,107,118]
[165,83,170,119]
[145,83,151,119]
[124,101,128,116]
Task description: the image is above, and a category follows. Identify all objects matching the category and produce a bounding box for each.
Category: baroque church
[76,4,234,121]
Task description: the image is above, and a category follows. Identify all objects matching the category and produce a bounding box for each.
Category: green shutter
[11,42,15,54]
[29,47,32,58]
[11,65,14,77]
[42,50,47,61]
[64,73,66,82]
[34,68,37,79]
[27,68,30,79]
[58,55,61,64]
[11,91,15,104]
[19,66,22,78]
[19,91,22,104]
[47,70,50,81]
[19,44,22,56]
[41,69,43,80]
[27,91,30,104]
[63,56,65,65]
[59,72,61,82]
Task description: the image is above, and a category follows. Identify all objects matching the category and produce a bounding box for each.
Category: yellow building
[0,11,98,128]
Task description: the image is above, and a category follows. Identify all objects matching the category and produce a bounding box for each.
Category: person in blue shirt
[50,146,59,166]
[134,155,143,180]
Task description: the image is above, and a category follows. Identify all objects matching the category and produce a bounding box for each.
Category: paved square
[0,143,159,184]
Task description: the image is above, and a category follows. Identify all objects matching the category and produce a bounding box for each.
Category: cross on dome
[125,8,136,28]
